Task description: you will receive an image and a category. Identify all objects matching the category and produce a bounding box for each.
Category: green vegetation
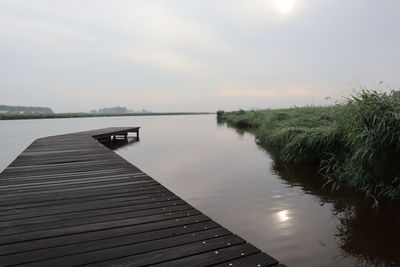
[0,112,213,120]
[0,105,53,114]
[218,90,400,203]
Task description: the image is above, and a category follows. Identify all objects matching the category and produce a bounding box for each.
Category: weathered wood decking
[0,127,285,267]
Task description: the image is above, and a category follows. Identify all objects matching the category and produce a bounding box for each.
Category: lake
[0,114,399,267]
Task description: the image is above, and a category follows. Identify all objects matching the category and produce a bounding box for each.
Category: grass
[218,90,400,204]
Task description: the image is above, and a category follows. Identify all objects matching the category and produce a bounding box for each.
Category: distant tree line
[0,112,213,120]
[0,105,54,114]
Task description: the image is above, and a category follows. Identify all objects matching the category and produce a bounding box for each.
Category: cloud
[109,3,232,75]
[117,49,212,74]
[219,85,327,98]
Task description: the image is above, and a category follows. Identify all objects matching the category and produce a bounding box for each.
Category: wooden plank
[0,214,211,256]
[0,183,164,208]
[16,228,232,267]
[0,186,168,212]
[0,209,200,245]
[0,175,151,193]
[0,221,222,266]
[152,243,262,267]
[0,204,193,236]
[212,250,279,267]
[0,179,157,199]
[0,199,186,227]
[0,193,177,219]
[83,235,246,267]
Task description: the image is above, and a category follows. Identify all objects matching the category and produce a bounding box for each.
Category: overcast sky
[0,0,399,112]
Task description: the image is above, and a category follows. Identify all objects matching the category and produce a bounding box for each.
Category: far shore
[0,112,214,121]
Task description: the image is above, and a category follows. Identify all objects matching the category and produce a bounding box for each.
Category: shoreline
[0,112,214,121]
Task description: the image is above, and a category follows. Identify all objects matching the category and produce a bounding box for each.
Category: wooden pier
[0,127,285,267]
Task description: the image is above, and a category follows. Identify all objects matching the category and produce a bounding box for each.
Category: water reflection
[101,137,140,150]
[277,209,291,223]
[263,137,400,266]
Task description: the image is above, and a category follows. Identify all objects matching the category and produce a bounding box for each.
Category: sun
[274,0,295,14]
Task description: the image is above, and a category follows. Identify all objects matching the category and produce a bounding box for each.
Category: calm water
[0,115,399,267]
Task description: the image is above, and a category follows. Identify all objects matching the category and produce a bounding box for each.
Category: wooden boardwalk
[0,127,285,267]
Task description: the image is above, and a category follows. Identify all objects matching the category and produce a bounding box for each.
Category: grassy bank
[218,90,400,203]
[0,112,213,120]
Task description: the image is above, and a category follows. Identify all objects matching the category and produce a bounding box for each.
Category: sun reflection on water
[277,209,290,222]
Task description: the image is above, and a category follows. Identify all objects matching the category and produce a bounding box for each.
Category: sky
[0,0,399,112]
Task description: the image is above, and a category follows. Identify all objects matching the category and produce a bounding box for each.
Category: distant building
[98,106,128,114]
[90,106,152,114]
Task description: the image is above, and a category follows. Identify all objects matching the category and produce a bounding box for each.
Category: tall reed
[218,90,400,202]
